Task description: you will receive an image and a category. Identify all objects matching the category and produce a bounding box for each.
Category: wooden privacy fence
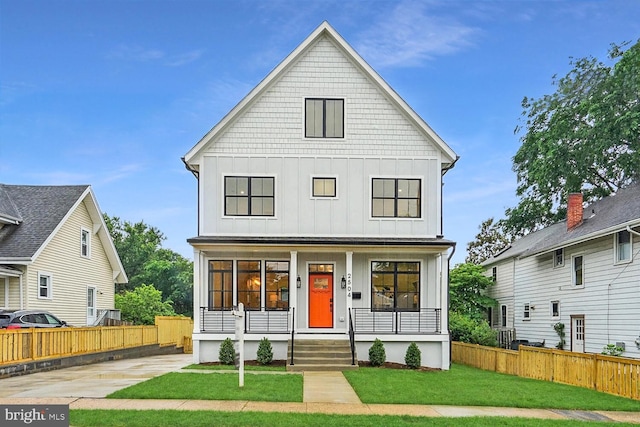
[0,316,193,366]
[452,341,640,400]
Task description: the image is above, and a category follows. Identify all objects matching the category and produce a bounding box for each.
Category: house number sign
[347,273,352,298]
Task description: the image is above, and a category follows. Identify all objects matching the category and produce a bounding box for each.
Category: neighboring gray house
[0,184,127,326]
[484,182,640,358]
[183,22,458,369]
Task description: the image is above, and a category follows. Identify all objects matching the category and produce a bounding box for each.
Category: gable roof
[0,184,127,283]
[483,182,640,265]
[183,21,457,167]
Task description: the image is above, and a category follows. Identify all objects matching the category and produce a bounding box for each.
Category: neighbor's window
[312,177,337,198]
[501,305,507,327]
[371,261,420,311]
[208,261,233,310]
[573,255,584,286]
[523,303,531,320]
[237,261,261,310]
[551,301,560,318]
[38,272,52,299]
[372,178,421,218]
[265,261,289,311]
[492,267,497,282]
[305,98,344,138]
[225,176,274,216]
[615,230,632,263]
[554,248,564,267]
[81,228,91,258]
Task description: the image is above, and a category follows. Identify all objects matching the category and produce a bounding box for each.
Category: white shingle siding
[206,37,439,157]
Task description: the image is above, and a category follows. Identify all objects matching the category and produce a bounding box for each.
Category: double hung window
[615,230,632,263]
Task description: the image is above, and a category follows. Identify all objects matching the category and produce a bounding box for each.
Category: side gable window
[501,304,507,327]
[81,228,91,258]
[312,177,337,198]
[492,267,497,282]
[225,176,274,216]
[38,272,52,299]
[372,178,421,218]
[305,98,344,138]
[553,248,564,267]
[523,303,531,320]
[615,230,632,263]
[573,255,584,286]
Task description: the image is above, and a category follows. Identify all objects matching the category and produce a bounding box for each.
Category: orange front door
[309,273,333,328]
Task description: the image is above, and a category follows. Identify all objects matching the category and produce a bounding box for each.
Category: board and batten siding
[200,155,440,238]
[514,235,640,358]
[24,199,115,326]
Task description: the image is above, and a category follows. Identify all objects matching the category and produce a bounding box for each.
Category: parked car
[0,310,67,329]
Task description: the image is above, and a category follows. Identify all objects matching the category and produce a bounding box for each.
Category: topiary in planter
[405,342,421,369]
[256,337,273,365]
[368,338,386,367]
[219,337,235,365]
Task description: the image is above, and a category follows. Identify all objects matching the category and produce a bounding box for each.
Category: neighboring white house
[0,184,128,326]
[484,183,640,358]
[183,22,458,369]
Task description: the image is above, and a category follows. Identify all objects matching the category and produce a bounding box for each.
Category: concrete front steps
[286,339,358,372]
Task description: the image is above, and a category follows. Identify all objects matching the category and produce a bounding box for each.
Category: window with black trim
[237,261,261,310]
[371,261,419,311]
[312,177,336,198]
[266,261,289,311]
[305,98,344,138]
[501,304,507,327]
[208,261,233,310]
[492,267,497,282]
[225,176,274,216]
[372,178,421,218]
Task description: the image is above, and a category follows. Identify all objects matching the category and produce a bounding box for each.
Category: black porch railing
[200,307,291,333]
[351,308,441,334]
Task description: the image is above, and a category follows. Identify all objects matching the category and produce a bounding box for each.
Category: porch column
[289,251,298,330]
[192,249,201,335]
[345,251,353,325]
[439,251,451,369]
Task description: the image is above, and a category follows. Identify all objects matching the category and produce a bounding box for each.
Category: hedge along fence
[0,316,193,365]
[452,341,640,400]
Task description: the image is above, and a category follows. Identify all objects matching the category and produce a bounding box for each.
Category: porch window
[208,261,233,310]
[305,98,344,138]
[371,261,419,311]
[224,176,274,216]
[266,261,289,311]
[372,178,421,218]
[237,261,261,310]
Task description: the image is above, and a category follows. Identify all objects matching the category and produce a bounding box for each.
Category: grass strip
[183,363,286,371]
[70,410,638,427]
[107,372,302,402]
[343,364,640,411]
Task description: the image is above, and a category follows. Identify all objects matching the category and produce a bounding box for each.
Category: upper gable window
[312,177,337,198]
[81,228,91,258]
[305,98,344,138]
[225,176,274,216]
[372,178,421,218]
[615,230,632,263]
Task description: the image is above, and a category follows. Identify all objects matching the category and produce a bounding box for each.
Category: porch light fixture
[341,276,346,289]
[296,276,301,288]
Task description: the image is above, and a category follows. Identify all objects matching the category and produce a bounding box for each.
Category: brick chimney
[567,193,584,230]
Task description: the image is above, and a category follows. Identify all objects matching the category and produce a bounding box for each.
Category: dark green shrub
[449,311,498,347]
[219,338,235,365]
[368,338,386,367]
[405,342,421,369]
[256,337,273,365]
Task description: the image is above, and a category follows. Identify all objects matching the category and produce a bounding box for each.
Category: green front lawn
[183,363,286,371]
[343,364,640,411]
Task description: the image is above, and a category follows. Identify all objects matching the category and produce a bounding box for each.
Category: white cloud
[355,0,480,68]
[107,45,203,67]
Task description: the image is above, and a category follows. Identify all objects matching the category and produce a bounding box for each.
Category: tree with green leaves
[504,39,640,237]
[465,217,511,264]
[115,284,177,325]
[449,263,496,321]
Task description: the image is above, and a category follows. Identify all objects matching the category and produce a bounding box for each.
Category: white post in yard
[233,303,245,387]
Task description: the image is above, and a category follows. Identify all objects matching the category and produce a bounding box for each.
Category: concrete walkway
[0,354,639,424]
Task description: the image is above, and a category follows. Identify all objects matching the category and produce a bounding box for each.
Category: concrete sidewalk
[0,354,639,423]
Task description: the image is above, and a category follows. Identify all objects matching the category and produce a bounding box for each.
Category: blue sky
[1,0,639,265]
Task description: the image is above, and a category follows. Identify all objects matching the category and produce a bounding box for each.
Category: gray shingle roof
[484,182,640,265]
[0,184,89,259]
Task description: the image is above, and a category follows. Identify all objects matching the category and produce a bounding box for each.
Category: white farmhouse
[484,183,640,358]
[183,22,458,369]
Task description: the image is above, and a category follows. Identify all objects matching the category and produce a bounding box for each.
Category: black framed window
[225,176,274,216]
[208,261,233,310]
[371,261,419,311]
[237,261,261,310]
[305,98,344,138]
[265,261,289,311]
[372,178,421,218]
[312,177,336,197]
[501,305,507,327]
